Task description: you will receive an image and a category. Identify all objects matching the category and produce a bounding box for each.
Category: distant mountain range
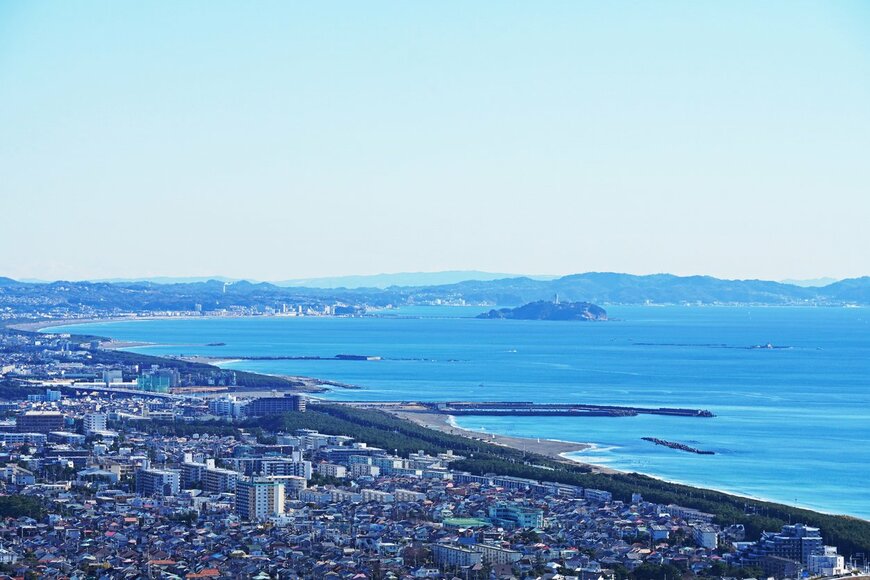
[19,271,557,289]
[1,273,869,317]
[272,270,558,289]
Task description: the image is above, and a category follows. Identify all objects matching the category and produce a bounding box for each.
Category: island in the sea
[477,299,607,321]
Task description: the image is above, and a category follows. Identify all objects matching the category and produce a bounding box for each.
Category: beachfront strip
[0,387,857,580]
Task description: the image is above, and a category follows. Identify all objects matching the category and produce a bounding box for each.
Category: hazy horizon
[5,270,853,289]
[2,2,869,281]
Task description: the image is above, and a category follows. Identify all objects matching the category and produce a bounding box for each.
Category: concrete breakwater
[642,437,715,454]
[432,401,715,418]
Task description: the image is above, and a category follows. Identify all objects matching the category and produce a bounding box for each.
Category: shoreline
[8,314,214,333]
[350,406,866,519]
[6,315,867,521]
[388,409,616,472]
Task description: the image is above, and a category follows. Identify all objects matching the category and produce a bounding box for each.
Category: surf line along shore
[364,406,617,474]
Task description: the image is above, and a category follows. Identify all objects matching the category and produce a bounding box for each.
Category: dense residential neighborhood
[0,394,851,579]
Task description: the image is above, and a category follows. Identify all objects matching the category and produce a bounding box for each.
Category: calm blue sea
[49,306,870,519]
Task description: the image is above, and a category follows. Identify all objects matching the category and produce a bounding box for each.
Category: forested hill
[478,300,608,321]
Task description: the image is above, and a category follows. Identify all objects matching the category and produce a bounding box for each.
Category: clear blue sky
[1,1,868,282]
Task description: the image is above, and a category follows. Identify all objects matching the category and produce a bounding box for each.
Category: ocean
[48,305,870,519]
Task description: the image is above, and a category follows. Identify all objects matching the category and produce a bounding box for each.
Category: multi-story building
[16,411,64,433]
[693,524,719,549]
[235,477,285,521]
[757,524,824,565]
[262,458,312,479]
[472,543,523,565]
[226,457,311,479]
[0,432,47,445]
[488,502,544,529]
[739,523,830,574]
[327,488,362,503]
[431,544,482,569]
[583,488,613,504]
[393,489,426,502]
[136,468,180,496]
[808,546,846,576]
[102,370,123,385]
[208,396,246,418]
[27,389,61,403]
[244,394,306,416]
[350,463,380,478]
[315,462,347,478]
[660,504,716,523]
[137,367,179,393]
[266,475,307,497]
[181,461,206,488]
[203,466,239,493]
[83,413,107,434]
[360,489,395,503]
[372,456,405,473]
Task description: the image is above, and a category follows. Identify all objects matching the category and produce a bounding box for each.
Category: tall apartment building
[208,396,246,418]
[181,461,206,488]
[203,466,239,493]
[83,413,107,434]
[235,478,285,521]
[136,468,181,497]
[244,394,306,416]
[137,366,180,393]
[225,457,311,479]
[757,524,824,565]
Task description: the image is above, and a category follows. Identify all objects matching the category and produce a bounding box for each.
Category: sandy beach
[388,409,614,473]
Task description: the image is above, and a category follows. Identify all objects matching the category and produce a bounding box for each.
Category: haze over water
[53,306,870,519]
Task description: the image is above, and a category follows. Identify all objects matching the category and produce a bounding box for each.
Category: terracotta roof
[187,570,220,579]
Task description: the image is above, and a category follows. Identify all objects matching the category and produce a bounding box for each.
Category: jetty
[435,401,714,418]
[335,400,714,418]
[642,437,715,454]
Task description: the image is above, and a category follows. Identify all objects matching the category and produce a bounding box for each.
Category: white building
[102,370,123,385]
[83,413,107,434]
[350,463,380,478]
[266,475,307,497]
[394,488,426,502]
[471,543,523,565]
[208,396,246,418]
[431,544,482,568]
[203,466,239,493]
[809,546,846,576]
[136,468,180,497]
[692,524,719,549]
[316,462,347,478]
[360,489,395,503]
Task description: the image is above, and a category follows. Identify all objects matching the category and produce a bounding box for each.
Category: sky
[1,1,869,282]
